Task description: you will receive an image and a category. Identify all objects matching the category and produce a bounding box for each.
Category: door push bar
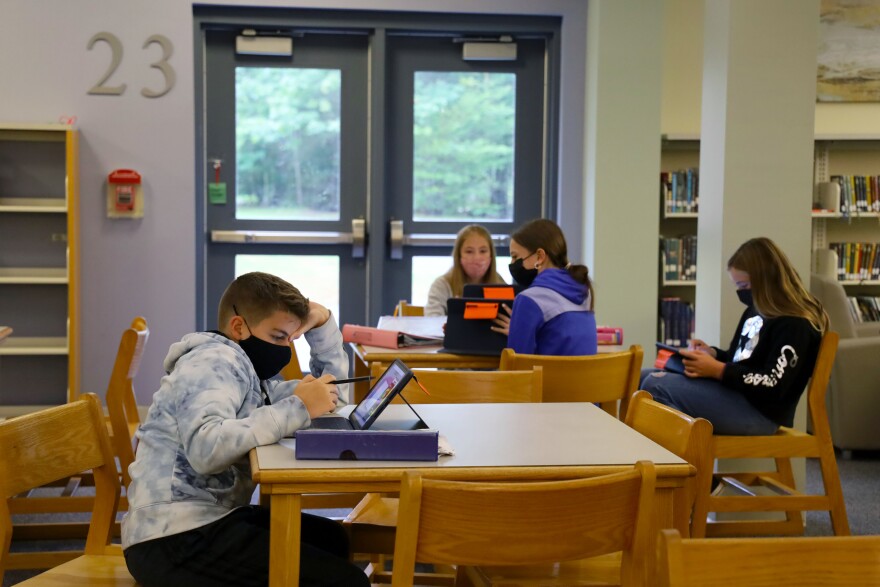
[211,218,367,259]
[388,219,509,260]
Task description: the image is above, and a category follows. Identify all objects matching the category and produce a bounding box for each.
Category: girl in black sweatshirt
[642,237,829,435]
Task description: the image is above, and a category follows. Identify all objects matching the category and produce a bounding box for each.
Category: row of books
[659,298,694,347]
[660,168,700,214]
[848,296,880,323]
[660,236,698,282]
[829,175,880,214]
[827,242,880,282]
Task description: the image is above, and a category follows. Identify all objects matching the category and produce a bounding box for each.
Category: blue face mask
[736,288,753,307]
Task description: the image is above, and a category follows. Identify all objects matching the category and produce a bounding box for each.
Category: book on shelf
[661,168,700,214]
[659,298,694,347]
[828,242,880,282]
[829,175,880,214]
[849,296,880,322]
[660,235,698,282]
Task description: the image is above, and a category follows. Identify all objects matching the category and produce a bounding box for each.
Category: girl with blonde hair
[425,224,505,316]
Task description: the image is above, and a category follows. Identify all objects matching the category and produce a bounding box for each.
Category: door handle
[351,218,366,259]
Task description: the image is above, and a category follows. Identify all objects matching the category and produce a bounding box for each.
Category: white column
[584,0,664,365]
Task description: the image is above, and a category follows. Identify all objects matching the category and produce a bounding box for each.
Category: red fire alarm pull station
[107,169,144,218]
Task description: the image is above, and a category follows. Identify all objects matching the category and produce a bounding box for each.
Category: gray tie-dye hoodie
[121,316,348,549]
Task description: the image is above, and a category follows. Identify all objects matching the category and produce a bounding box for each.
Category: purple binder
[294,429,439,461]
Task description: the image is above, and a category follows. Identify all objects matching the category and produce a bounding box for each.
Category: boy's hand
[294,373,339,418]
[291,301,331,339]
[490,303,512,336]
[678,348,725,380]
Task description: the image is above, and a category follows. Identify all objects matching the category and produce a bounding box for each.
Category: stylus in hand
[328,375,374,385]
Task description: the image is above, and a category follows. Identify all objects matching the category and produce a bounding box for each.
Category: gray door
[197,10,558,366]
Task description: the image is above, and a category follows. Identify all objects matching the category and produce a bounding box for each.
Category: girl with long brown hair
[642,237,829,435]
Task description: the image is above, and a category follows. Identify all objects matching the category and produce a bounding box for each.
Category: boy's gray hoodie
[122,316,347,549]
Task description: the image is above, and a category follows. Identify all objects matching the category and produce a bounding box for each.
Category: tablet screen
[350,359,413,429]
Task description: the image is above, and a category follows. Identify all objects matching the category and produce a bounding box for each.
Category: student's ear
[227,314,248,341]
[535,248,548,267]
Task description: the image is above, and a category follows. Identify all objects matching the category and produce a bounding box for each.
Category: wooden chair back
[625,390,713,536]
[659,529,880,587]
[279,342,304,380]
[0,395,121,582]
[391,462,657,587]
[105,316,149,487]
[369,363,542,404]
[697,331,850,537]
[499,345,643,418]
[393,300,425,317]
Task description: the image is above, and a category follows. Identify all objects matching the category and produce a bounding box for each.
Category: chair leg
[818,444,851,535]
[774,457,805,535]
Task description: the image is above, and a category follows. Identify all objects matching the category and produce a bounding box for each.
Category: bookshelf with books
[658,135,699,344]
[811,137,880,301]
[0,123,79,415]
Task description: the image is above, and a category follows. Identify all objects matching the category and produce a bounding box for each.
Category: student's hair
[443,224,504,297]
[727,237,829,333]
[511,218,594,310]
[217,272,310,327]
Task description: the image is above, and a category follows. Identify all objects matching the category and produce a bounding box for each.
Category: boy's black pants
[124,506,370,587]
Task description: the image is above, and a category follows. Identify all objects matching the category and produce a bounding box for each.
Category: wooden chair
[693,331,850,537]
[105,316,149,489]
[624,391,713,538]
[463,390,713,587]
[344,366,544,583]
[8,317,148,560]
[0,394,136,585]
[279,341,304,380]
[390,462,657,587]
[499,345,643,419]
[393,300,425,317]
[659,529,880,587]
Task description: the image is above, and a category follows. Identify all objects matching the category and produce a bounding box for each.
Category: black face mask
[509,253,538,287]
[736,288,753,307]
[236,309,291,380]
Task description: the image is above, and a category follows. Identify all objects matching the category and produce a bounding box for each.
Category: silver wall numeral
[87,32,177,98]
[87,32,127,95]
[141,34,176,98]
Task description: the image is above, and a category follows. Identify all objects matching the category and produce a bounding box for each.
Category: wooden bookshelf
[0,123,78,406]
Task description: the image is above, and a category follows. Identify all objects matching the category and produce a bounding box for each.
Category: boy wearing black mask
[122,272,369,587]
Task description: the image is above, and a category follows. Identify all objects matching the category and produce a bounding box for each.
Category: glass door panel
[235,67,342,221]
[382,34,547,314]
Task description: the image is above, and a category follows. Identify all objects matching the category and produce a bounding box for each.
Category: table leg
[269,493,302,587]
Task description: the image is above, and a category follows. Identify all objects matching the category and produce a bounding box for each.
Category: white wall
[0,0,587,402]
[662,0,880,136]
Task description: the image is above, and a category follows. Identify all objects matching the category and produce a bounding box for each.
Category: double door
[199,11,557,361]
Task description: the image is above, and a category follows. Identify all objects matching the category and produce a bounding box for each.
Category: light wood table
[251,402,692,587]
[349,342,627,401]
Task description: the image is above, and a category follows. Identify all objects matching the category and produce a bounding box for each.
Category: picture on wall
[818,0,880,102]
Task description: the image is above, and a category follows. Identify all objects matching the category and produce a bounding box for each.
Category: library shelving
[811,136,880,297]
[0,123,79,414]
[658,135,699,345]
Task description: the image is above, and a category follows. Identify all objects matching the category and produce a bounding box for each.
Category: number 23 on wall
[87,32,176,98]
